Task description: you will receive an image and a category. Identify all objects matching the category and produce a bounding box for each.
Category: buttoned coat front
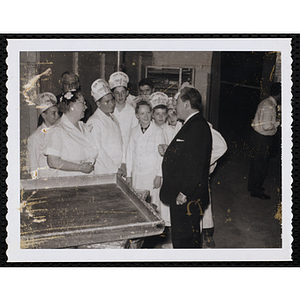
[87,108,124,175]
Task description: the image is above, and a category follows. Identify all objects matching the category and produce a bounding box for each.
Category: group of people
[27,70,227,248]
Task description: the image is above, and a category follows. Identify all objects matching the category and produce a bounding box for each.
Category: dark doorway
[218,52,266,144]
[208,52,282,248]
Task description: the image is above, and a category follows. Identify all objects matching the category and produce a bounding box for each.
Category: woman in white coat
[44,90,98,177]
[27,92,60,179]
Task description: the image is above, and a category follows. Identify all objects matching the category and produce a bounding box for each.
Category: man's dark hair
[270,82,281,97]
[138,78,154,89]
[180,87,202,111]
[135,100,152,114]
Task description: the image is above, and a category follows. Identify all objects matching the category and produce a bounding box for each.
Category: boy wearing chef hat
[27,92,60,179]
[108,71,136,107]
[167,104,182,135]
[108,72,138,155]
[148,92,175,228]
[87,79,126,176]
[150,92,175,143]
[126,100,165,213]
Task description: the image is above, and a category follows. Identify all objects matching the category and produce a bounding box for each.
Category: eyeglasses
[63,82,79,89]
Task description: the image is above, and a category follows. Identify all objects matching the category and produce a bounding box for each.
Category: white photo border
[6,38,293,262]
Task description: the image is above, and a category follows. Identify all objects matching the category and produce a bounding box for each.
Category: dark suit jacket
[160,112,212,210]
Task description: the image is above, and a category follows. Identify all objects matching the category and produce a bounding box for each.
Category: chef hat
[35,92,57,116]
[149,92,172,109]
[174,82,194,100]
[91,79,112,102]
[167,97,175,110]
[108,71,129,89]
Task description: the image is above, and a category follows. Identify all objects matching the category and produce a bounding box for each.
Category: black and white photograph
[6,38,292,262]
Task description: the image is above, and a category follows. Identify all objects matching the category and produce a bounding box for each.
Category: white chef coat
[160,122,176,145]
[113,102,138,155]
[87,108,124,175]
[155,122,176,226]
[27,122,54,179]
[126,122,165,208]
[169,121,183,137]
[44,114,98,177]
[202,123,227,229]
[208,123,227,174]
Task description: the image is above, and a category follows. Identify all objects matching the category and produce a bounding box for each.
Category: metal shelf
[145,66,195,97]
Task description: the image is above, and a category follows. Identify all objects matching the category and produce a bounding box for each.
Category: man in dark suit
[160,87,212,248]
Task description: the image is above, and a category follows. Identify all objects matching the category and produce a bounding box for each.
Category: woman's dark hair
[58,90,83,114]
[135,100,152,114]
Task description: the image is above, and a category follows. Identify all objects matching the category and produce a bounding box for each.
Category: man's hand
[158,144,168,157]
[117,163,127,177]
[176,192,187,205]
[153,176,162,189]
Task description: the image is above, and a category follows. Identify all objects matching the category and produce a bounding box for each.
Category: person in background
[150,92,174,144]
[57,71,96,122]
[138,78,155,96]
[56,71,80,102]
[160,86,212,248]
[27,92,60,179]
[44,90,98,177]
[167,105,182,135]
[247,82,281,199]
[133,78,156,106]
[87,79,126,176]
[108,72,138,154]
[126,100,165,209]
